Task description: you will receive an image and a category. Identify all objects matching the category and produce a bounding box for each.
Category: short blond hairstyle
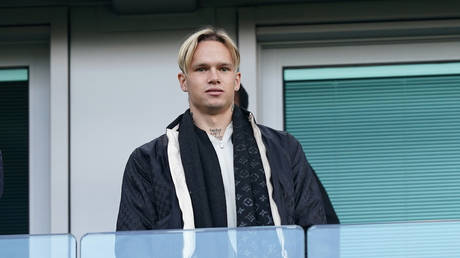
[178,27,240,74]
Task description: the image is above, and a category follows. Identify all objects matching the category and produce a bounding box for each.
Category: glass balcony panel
[81,226,304,258]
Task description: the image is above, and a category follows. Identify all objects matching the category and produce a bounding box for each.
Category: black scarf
[177,107,274,228]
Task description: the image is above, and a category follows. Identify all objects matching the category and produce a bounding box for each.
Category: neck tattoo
[209,128,223,140]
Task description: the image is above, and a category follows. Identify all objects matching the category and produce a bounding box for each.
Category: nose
[207,68,220,85]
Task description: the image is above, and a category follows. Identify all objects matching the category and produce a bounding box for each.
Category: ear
[178,72,188,92]
[234,72,241,91]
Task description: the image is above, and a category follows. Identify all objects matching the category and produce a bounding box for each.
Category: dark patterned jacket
[117,111,335,231]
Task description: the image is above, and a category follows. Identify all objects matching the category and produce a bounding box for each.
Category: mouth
[205,88,224,96]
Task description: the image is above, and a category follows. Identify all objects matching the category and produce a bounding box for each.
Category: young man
[117,28,328,231]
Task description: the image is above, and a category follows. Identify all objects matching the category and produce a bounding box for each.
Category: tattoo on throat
[209,128,223,140]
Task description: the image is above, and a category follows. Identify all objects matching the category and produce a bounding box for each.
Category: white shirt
[207,122,236,228]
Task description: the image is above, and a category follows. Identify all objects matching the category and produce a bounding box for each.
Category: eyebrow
[192,62,233,68]
[192,63,209,68]
[218,63,233,67]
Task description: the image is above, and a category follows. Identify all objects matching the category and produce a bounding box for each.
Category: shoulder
[257,124,306,169]
[126,134,169,174]
[257,124,301,150]
[133,134,168,159]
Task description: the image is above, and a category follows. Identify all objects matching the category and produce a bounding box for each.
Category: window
[0,68,29,234]
[284,62,460,223]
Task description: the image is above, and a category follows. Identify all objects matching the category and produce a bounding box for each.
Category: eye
[195,67,206,72]
[220,67,231,72]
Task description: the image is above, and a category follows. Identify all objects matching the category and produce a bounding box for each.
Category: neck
[190,105,234,140]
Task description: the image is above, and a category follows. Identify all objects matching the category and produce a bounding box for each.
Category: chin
[204,103,232,115]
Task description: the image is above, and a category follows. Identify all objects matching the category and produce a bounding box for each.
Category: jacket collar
[166,106,255,131]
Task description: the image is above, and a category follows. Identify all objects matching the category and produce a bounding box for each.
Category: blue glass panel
[308,221,460,258]
[81,226,304,258]
[0,234,76,258]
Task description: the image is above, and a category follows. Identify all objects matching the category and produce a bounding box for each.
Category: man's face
[178,40,241,115]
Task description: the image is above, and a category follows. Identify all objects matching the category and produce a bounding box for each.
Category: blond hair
[178,27,240,74]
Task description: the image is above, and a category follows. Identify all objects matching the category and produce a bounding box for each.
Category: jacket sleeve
[288,134,327,228]
[116,148,155,231]
[312,166,340,224]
